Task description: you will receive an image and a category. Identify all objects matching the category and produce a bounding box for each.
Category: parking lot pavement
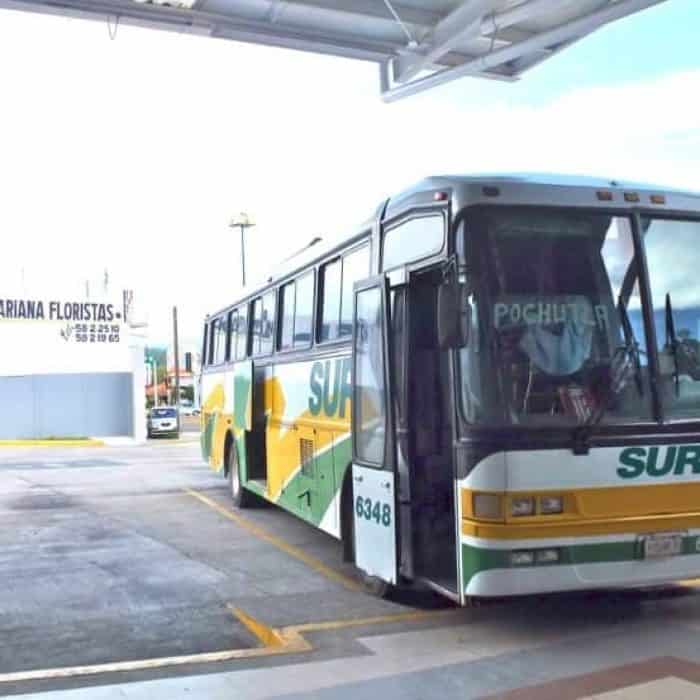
[5,442,700,699]
[0,441,437,696]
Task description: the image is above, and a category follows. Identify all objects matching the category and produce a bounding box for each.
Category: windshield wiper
[572,298,643,453]
[665,292,680,397]
[617,296,644,398]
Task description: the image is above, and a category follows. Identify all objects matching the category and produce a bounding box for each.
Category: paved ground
[2,441,700,699]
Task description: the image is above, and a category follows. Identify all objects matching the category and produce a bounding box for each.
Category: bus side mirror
[437,280,471,349]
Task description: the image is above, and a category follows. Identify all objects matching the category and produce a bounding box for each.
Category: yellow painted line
[285,609,453,635]
[0,604,456,684]
[229,606,310,652]
[185,488,363,592]
[0,439,104,447]
[0,608,308,685]
[230,606,288,647]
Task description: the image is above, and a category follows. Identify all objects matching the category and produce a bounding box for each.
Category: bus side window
[320,258,342,342]
[215,316,228,364]
[236,304,249,359]
[340,245,370,337]
[295,272,314,348]
[261,291,276,356]
[251,299,263,356]
[226,309,238,362]
[382,215,444,271]
[279,281,295,350]
[209,318,219,365]
[201,323,208,367]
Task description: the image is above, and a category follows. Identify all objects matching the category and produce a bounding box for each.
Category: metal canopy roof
[3,0,668,100]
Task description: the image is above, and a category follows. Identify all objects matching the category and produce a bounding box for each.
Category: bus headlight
[539,496,563,515]
[511,497,535,517]
[473,493,502,519]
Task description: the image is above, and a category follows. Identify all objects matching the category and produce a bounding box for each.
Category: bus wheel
[228,445,255,509]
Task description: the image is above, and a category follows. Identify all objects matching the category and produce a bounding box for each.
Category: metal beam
[394,0,493,83]
[392,0,562,84]
[382,0,669,102]
[0,0,403,60]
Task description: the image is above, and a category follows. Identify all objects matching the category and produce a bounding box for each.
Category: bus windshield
[460,208,653,427]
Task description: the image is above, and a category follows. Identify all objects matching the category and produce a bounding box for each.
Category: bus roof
[401,172,700,198]
[205,172,700,319]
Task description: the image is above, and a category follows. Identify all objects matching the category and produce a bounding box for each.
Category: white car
[179,404,201,417]
[147,407,180,438]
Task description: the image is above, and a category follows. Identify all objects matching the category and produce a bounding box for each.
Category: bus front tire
[228,445,255,509]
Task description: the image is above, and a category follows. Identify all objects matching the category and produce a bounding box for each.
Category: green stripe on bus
[273,434,351,528]
[462,535,700,587]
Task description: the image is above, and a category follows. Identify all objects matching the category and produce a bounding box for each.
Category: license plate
[643,533,683,559]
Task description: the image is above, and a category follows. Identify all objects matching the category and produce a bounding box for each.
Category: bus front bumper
[462,538,700,597]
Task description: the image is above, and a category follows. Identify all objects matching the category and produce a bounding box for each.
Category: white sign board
[0,293,132,376]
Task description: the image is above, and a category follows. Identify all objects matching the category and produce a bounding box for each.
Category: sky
[0,0,698,349]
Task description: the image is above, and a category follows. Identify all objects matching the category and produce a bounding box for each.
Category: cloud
[0,11,698,345]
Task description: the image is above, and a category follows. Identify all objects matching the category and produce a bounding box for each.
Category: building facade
[0,289,146,441]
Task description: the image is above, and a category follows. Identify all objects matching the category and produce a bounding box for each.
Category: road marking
[0,608,308,685]
[0,605,454,685]
[0,439,104,447]
[285,609,453,635]
[230,606,310,652]
[185,488,363,592]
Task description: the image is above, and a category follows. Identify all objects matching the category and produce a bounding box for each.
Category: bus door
[405,268,458,597]
[351,276,398,584]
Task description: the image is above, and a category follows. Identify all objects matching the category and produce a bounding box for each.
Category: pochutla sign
[494,301,610,330]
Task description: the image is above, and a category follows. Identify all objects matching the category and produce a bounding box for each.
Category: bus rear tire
[228,444,255,509]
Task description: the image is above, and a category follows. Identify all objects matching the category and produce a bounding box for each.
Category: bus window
[214,316,228,364]
[226,309,237,362]
[354,285,386,465]
[382,215,444,270]
[294,272,314,348]
[340,245,370,337]
[260,291,276,356]
[251,298,263,355]
[320,258,342,342]
[279,281,295,350]
[643,217,700,420]
[236,304,248,359]
[208,318,219,365]
[201,323,208,367]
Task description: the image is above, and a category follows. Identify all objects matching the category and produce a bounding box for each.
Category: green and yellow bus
[200,174,700,603]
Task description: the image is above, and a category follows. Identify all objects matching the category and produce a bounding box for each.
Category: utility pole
[229,213,256,288]
[173,306,181,433]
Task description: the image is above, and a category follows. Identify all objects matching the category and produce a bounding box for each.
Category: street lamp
[229,212,256,288]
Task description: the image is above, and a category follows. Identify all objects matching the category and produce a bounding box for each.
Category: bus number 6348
[355,496,391,527]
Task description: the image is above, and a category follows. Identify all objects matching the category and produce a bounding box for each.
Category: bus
[200,174,700,604]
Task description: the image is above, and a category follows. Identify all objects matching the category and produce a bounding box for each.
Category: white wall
[0,283,148,440]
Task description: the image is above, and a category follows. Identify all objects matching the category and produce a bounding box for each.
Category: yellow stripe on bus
[462,512,700,540]
[462,482,700,523]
